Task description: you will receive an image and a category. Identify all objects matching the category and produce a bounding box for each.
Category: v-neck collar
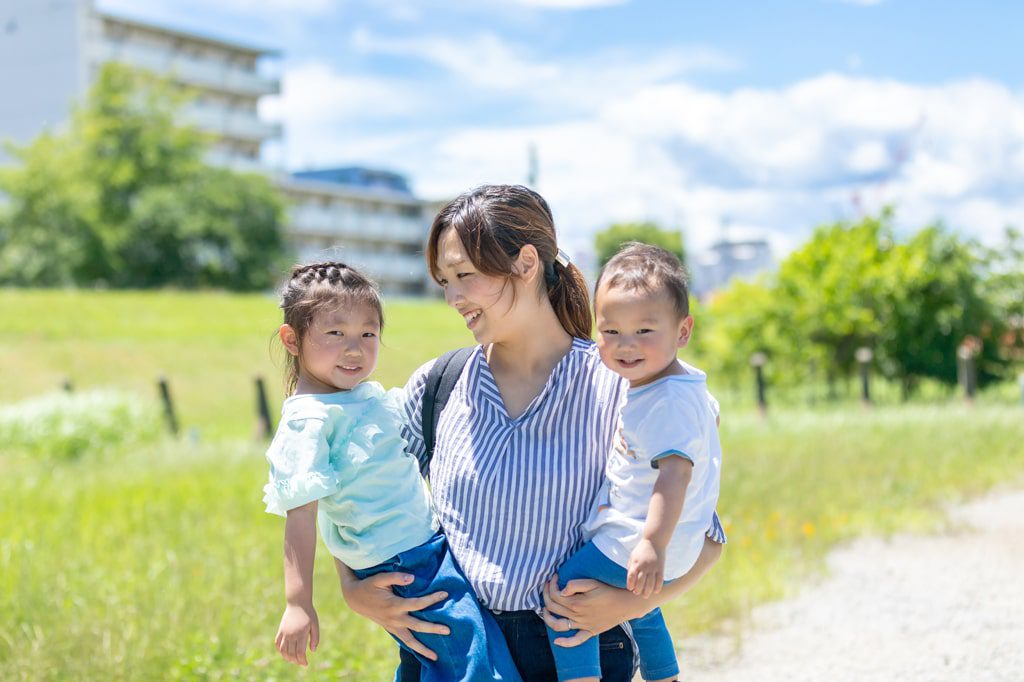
[473,337,590,425]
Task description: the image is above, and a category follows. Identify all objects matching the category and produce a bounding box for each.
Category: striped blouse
[398,337,726,612]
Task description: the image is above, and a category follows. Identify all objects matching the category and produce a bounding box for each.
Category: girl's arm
[628,456,693,597]
[543,534,723,646]
[334,558,451,661]
[275,501,320,667]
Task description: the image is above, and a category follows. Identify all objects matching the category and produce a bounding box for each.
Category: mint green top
[262,381,438,570]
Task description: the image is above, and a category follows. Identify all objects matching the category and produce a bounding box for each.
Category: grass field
[2,289,1023,680]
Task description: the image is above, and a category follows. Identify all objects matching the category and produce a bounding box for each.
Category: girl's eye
[362,332,377,338]
[637,329,653,334]
[438,279,448,288]
[602,329,618,335]
[456,272,472,279]
[327,330,343,336]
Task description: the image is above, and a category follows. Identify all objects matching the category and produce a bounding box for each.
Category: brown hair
[595,242,690,318]
[278,261,384,395]
[426,184,592,339]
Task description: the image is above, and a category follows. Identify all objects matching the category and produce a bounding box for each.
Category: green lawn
[0,289,474,440]
[2,289,1023,680]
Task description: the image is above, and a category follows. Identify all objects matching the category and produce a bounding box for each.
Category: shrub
[0,390,162,460]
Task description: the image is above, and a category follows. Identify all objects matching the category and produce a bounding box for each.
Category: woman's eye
[602,329,618,335]
[456,272,472,279]
[362,332,377,338]
[637,329,652,334]
[438,279,448,288]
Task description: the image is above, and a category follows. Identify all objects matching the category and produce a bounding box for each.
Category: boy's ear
[677,315,694,349]
[279,324,300,357]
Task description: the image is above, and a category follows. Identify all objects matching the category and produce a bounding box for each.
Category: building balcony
[185,103,282,143]
[288,205,427,245]
[293,245,426,286]
[90,39,279,97]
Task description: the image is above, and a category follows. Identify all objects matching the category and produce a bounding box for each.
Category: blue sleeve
[391,358,436,472]
[262,415,340,517]
[706,510,727,544]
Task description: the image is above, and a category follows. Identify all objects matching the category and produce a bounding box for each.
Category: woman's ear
[514,244,542,284]
[279,324,300,357]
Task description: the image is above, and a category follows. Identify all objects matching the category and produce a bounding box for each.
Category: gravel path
[678,488,1024,682]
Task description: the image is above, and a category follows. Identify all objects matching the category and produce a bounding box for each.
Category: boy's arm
[276,501,320,667]
[627,455,693,597]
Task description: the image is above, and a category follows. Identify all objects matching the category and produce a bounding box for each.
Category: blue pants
[547,540,679,681]
[398,612,637,681]
[353,532,521,682]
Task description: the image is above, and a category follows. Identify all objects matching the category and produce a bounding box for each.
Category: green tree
[0,63,287,289]
[594,222,686,268]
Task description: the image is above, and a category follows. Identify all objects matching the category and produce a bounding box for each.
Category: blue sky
[98,0,1024,262]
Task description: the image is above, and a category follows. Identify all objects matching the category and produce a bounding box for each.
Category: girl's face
[285,298,381,393]
[434,227,520,346]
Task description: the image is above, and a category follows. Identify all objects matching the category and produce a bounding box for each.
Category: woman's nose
[444,284,462,308]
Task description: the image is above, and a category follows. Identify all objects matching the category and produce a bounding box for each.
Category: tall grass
[2,404,1022,680]
[0,390,161,460]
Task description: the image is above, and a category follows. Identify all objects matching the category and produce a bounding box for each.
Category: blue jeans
[398,612,636,681]
[353,532,521,682]
[547,540,679,681]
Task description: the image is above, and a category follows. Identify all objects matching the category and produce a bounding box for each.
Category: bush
[0,390,162,460]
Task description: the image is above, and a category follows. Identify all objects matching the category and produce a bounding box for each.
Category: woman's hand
[335,559,450,661]
[275,602,319,667]
[541,575,643,647]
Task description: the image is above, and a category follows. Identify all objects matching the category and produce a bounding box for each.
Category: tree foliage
[701,212,1009,399]
[594,222,686,268]
[0,63,287,290]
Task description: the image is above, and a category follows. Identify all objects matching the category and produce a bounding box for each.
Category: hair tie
[543,261,558,286]
[555,248,571,268]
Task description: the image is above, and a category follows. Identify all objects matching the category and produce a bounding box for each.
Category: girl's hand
[627,539,665,598]
[541,574,643,648]
[339,567,450,661]
[275,603,319,667]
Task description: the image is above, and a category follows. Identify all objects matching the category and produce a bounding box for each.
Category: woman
[336,184,724,680]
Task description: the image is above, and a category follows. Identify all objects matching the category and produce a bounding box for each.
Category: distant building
[0,0,436,295]
[691,238,774,298]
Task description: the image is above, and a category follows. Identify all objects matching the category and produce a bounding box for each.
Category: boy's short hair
[595,242,690,319]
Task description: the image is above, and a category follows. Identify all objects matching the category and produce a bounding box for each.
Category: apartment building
[0,0,435,295]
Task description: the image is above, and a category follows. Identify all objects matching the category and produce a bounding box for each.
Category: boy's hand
[626,539,665,598]
[275,603,320,667]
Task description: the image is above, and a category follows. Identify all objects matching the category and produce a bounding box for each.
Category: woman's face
[434,227,519,345]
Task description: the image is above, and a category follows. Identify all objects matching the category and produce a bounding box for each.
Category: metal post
[255,376,273,439]
[751,352,767,416]
[855,347,873,407]
[158,376,179,436]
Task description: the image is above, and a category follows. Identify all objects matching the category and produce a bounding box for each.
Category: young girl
[545,243,724,682]
[262,261,521,681]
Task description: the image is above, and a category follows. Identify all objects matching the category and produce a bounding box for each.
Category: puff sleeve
[262,416,340,517]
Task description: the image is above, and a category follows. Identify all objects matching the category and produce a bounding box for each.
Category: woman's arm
[275,501,320,667]
[542,534,723,646]
[333,557,450,661]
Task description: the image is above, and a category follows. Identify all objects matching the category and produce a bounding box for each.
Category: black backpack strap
[420,347,474,477]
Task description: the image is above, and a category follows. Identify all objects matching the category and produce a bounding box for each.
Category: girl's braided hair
[279,261,384,396]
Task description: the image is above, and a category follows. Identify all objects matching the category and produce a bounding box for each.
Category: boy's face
[595,281,693,388]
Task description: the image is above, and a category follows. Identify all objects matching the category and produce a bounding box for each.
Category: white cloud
[275,55,1024,262]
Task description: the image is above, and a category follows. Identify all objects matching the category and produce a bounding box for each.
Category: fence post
[957,337,979,404]
[62,377,73,393]
[750,352,767,416]
[158,376,179,436]
[255,375,273,439]
[855,347,873,407]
